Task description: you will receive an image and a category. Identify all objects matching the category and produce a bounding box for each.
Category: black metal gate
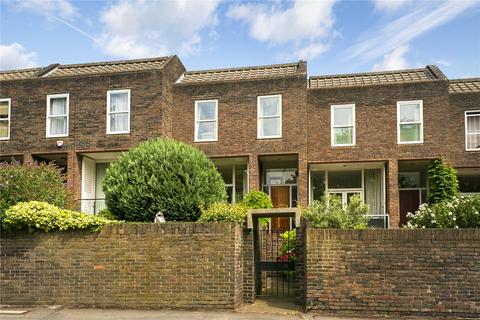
[254,224,295,297]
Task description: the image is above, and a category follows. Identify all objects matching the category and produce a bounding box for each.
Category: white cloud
[371,0,412,13]
[0,43,38,70]
[16,0,77,20]
[372,45,410,71]
[98,0,220,59]
[347,0,478,64]
[227,0,337,60]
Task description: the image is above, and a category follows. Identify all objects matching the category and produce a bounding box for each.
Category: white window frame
[106,89,131,135]
[257,94,282,139]
[0,98,11,140]
[397,100,423,144]
[46,93,69,138]
[194,99,218,142]
[331,104,355,147]
[465,110,480,151]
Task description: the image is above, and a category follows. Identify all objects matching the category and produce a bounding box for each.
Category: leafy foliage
[427,159,460,204]
[2,201,118,233]
[406,196,480,228]
[242,190,273,209]
[197,202,248,226]
[303,194,368,229]
[97,208,118,220]
[0,161,70,222]
[103,138,227,222]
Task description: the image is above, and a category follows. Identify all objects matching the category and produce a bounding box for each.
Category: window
[331,104,355,146]
[465,110,480,151]
[46,94,69,137]
[257,95,281,139]
[195,100,218,142]
[397,100,423,144]
[0,98,11,140]
[107,89,130,134]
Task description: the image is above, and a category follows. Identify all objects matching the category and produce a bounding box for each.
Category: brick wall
[304,226,480,317]
[0,223,244,310]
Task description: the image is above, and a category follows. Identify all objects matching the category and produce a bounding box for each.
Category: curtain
[365,169,382,215]
[467,115,480,149]
[110,93,129,132]
[49,98,67,135]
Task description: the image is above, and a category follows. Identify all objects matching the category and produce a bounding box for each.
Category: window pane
[0,101,8,119]
[259,96,280,117]
[110,92,128,112]
[226,185,233,203]
[458,174,480,193]
[197,101,216,120]
[50,97,67,116]
[467,115,480,132]
[400,104,420,123]
[284,170,297,184]
[333,127,353,145]
[467,133,480,150]
[333,107,353,126]
[217,165,233,184]
[266,170,283,185]
[49,117,67,135]
[0,121,8,138]
[197,121,215,140]
[110,113,129,132]
[235,164,247,202]
[260,117,280,137]
[311,171,325,201]
[364,169,382,215]
[400,123,420,142]
[328,171,362,189]
[291,186,298,207]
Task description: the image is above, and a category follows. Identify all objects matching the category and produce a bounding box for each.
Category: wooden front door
[399,190,420,226]
[270,186,291,230]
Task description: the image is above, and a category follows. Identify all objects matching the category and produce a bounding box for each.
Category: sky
[0,0,479,78]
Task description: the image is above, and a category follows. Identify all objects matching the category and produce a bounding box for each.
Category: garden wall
[0,223,244,310]
[304,226,480,317]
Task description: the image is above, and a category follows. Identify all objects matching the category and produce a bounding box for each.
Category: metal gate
[254,221,296,297]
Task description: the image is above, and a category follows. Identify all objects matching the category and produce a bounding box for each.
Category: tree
[427,159,459,204]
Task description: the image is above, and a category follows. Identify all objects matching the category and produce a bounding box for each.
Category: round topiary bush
[103,138,227,222]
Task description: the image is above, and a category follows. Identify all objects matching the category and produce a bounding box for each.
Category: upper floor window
[258,95,282,139]
[46,94,69,137]
[195,100,218,142]
[397,100,423,144]
[107,89,130,134]
[0,98,11,140]
[465,110,480,151]
[331,104,355,146]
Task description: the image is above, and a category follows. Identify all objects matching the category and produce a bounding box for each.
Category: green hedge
[197,202,248,226]
[2,201,118,233]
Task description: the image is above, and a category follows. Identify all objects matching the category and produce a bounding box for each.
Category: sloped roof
[309,66,444,89]
[449,78,480,93]
[178,61,305,84]
[0,56,172,81]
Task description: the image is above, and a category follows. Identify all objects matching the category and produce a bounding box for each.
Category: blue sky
[1,0,479,78]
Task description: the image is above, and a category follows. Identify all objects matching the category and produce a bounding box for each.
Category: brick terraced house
[1,56,479,228]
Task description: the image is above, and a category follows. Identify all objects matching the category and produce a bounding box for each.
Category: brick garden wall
[0,223,244,310]
[304,227,480,317]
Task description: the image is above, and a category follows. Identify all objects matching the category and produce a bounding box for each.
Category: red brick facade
[1,57,479,227]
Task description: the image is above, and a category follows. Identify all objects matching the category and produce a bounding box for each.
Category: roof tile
[449,78,480,93]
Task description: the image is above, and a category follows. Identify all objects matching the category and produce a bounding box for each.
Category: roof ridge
[185,61,302,75]
[450,77,480,82]
[309,67,431,80]
[57,56,171,69]
[0,67,42,74]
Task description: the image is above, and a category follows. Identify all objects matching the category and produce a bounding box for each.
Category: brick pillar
[23,152,34,164]
[387,159,400,228]
[248,154,260,192]
[67,151,82,211]
[297,154,308,207]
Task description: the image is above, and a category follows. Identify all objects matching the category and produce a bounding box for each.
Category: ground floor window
[309,163,387,228]
[262,168,298,208]
[457,168,480,195]
[398,167,429,226]
[213,158,248,203]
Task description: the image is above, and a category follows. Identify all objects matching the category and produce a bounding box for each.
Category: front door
[399,190,420,226]
[270,186,291,230]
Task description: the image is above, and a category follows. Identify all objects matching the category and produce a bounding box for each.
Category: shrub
[197,202,248,226]
[2,201,118,233]
[242,190,273,209]
[97,208,117,220]
[427,159,459,204]
[303,194,368,229]
[0,161,70,219]
[103,138,227,222]
[406,195,480,228]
